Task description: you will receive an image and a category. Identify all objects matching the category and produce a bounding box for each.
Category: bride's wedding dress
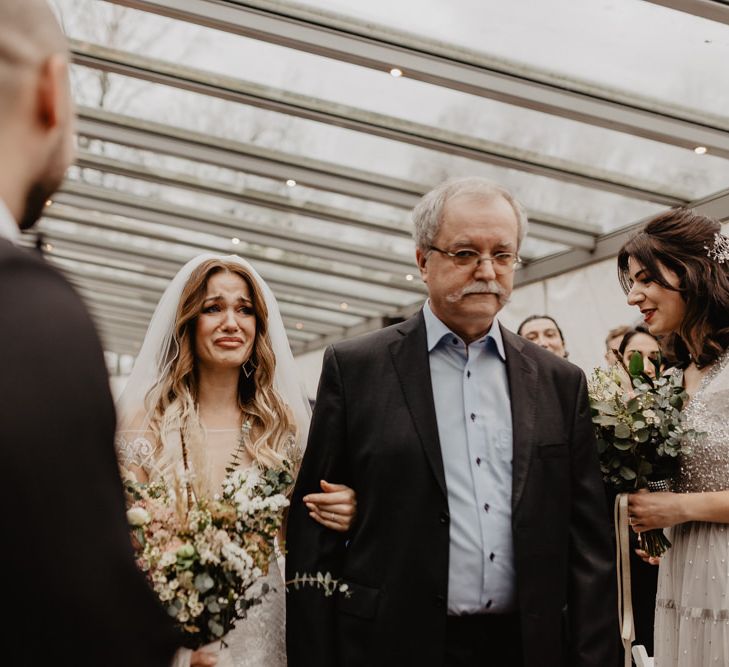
[223,558,286,666]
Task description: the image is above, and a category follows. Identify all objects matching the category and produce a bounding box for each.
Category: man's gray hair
[412,177,529,252]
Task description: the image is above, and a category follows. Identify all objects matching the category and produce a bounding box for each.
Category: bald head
[0,1,68,116]
[0,0,74,230]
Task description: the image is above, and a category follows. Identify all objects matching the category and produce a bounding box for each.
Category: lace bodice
[675,351,729,493]
[116,432,158,472]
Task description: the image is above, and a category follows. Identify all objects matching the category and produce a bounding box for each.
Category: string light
[389,68,403,77]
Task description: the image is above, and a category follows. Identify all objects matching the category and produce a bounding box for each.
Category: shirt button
[489,552,495,561]
[439,511,449,524]
[486,599,493,609]
[452,337,458,345]
[484,503,490,512]
[466,370,471,378]
[435,595,446,608]
[470,413,476,421]
[476,457,481,466]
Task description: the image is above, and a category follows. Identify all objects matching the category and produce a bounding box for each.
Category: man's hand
[304,481,357,532]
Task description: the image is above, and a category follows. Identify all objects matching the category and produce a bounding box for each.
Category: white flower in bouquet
[127,506,151,526]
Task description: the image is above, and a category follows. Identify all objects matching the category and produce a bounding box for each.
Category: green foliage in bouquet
[589,352,693,556]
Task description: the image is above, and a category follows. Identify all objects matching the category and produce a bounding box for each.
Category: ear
[415,247,429,284]
[34,54,69,131]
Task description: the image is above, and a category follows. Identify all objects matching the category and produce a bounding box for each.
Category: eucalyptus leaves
[589,352,692,556]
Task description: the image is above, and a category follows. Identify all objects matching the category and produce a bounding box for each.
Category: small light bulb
[389,68,403,78]
[295,322,304,330]
[45,199,53,207]
[405,274,414,281]
[44,243,54,252]
[340,302,349,310]
[694,146,708,155]
[231,237,240,245]
[286,179,297,187]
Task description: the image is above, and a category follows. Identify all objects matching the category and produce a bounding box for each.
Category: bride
[115,253,357,666]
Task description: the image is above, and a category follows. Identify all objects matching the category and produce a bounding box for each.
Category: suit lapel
[389,312,447,498]
[501,326,538,515]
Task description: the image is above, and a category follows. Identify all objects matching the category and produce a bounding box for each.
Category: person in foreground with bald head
[0,3,197,665]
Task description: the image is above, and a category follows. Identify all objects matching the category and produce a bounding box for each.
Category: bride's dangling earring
[242,357,257,379]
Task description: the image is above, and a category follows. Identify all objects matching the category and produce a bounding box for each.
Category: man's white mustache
[445,280,509,304]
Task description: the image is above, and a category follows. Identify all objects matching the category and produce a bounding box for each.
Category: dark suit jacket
[0,240,179,665]
[286,311,617,667]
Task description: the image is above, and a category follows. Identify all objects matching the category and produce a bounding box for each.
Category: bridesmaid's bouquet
[588,354,692,556]
[124,465,292,648]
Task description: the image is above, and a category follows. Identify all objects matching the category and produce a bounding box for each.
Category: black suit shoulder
[329,312,422,361]
[0,241,110,410]
[0,241,95,333]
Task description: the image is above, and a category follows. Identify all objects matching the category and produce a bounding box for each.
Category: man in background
[517,314,568,358]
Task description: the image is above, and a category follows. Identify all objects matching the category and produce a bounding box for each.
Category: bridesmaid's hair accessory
[705,232,729,264]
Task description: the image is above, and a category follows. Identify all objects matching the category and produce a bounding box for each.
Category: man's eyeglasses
[428,246,522,274]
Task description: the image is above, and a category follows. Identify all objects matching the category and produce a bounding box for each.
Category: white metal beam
[644,0,729,25]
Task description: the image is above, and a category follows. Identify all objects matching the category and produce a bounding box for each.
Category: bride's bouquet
[124,465,293,648]
[588,354,692,557]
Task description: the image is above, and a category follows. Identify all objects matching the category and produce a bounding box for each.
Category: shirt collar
[423,299,506,361]
[0,199,20,245]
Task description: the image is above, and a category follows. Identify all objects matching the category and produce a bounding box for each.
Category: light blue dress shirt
[423,300,516,615]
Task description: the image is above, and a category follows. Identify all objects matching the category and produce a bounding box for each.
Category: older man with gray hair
[287,176,617,667]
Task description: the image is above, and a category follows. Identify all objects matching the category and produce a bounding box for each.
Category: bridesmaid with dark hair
[618,208,729,666]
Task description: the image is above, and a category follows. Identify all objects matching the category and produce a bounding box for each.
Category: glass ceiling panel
[66,164,417,259]
[61,163,571,265]
[291,0,729,118]
[76,140,412,229]
[69,65,671,233]
[52,0,729,204]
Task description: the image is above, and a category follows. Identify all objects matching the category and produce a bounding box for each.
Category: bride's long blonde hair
[146,259,297,488]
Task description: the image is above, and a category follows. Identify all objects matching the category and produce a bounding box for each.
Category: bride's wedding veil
[115,253,312,455]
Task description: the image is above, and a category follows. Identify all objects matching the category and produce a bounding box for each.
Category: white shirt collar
[0,199,20,244]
